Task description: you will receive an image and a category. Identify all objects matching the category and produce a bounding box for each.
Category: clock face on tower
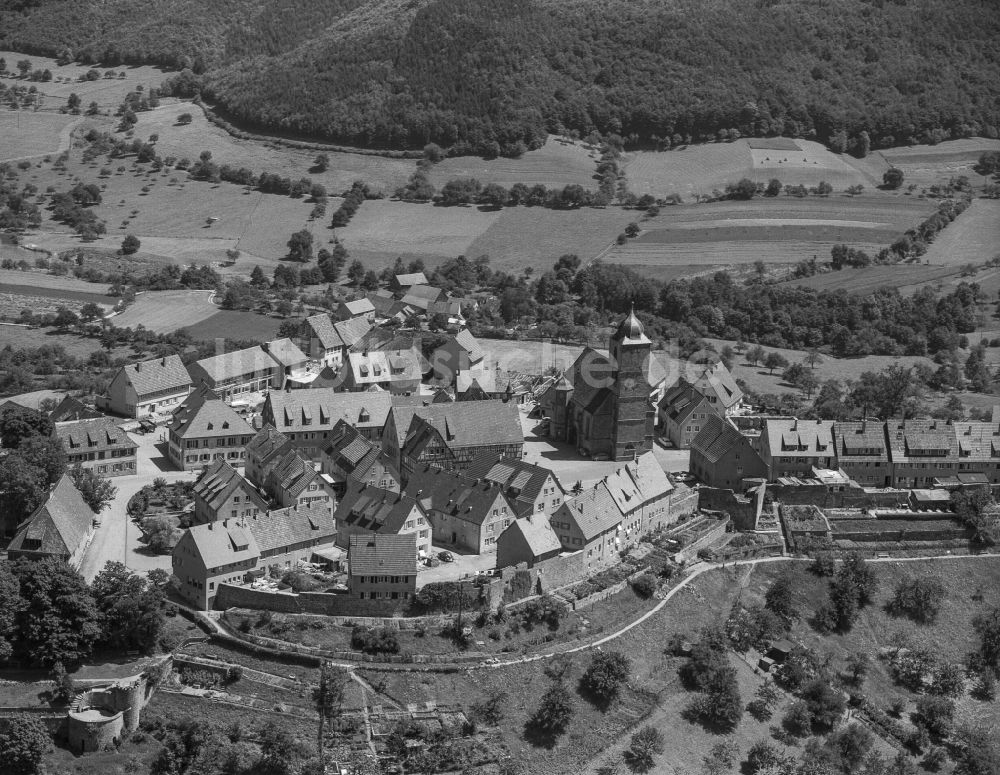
[623,377,637,390]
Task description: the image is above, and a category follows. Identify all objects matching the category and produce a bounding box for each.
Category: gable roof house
[172,503,337,610]
[339,347,426,394]
[832,420,892,487]
[49,396,102,422]
[690,414,768,489]
[334,298,376,322]
[391,272,429,294]
[549,482,628,572]
[348,533,418,603]
[760,418,835,480]
[334,483,430,555]
[466,453,565,517]
[55,416,138,477]
[658,382,716,450]
[433,329,485,385]
[260,444,336,514]
[262,338,310,387]
[296,314,346,368]
[397,400,524,477]
[496,514,563,569]
[191,458,269,525]
[187,346,280,405]
[400,284,448,312]
[262,388,397,461]
[7,473,95,568]
[321,420,402,495]
[403,464,515,553]
[885,419,960,488]
[167,391,256,471]
[100,354,193,418]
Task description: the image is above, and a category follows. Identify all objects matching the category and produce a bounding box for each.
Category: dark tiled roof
[8,474,92,557]
[885,419,959,461]
[404,465,512,526]
[190,346,277,383]
[182,519,260,571]
[303,314,344,350]
[764,418,834,459]
[834,421,889,460]
[193,459,268,514]
[246,425,295,467]
[691,414,746,464]
[403,400,522,455]
[49,396,102,422]
[466,453,562,511]
[335,482,422,533]
[55,417,137,455]
[690,362,743,410]
[349,533,417,576]
[246,502,336,553]
[454,329,484,364]
[557,482,623,541]
[121,354,192,398]
[169,393,253,440]
[265,389,394,434]
[333,317,372,348]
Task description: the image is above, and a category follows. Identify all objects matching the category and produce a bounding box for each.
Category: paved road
[79,427,197,582]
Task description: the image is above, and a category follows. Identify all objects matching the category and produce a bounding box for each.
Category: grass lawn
[179,309,284,343]
[467,205,627,273]
[0,108,79,161]
[0,322,127,359]
[133,102,415,195]
[112,289,218,333]
[921,199,1000,267]
[426,137,599,189]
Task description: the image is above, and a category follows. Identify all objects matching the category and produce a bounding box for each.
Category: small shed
[767,639,794,663]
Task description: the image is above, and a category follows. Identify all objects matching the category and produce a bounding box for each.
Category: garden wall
[214,584,406,617]
[674,518,730,563]
[668,486,700,518]
[698,488,758,530]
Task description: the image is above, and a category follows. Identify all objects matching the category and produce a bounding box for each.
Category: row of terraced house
[691,413,1000,490]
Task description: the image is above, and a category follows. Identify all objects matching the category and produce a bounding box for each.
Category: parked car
[137,418,156,434]
[438,551,454,563]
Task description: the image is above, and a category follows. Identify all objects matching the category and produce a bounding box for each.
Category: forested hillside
[2,0,998,156]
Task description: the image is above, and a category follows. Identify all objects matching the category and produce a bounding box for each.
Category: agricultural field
[110,289,217,333]
[0,108,79,161]
[0,321,120,359]
[426,136,599,188]
[0,266,117,317]
[881,138,1000,190]
[133,101,415,195]
[179,308,284,343]
[624,138,875,200]
[466,205,628,273]
[337,199,504,268]
[784,264,966,295]
[921,199,1000,266]
[603,194,934,282]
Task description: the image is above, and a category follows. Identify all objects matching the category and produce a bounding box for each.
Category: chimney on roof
[161,357,167,367]
[208,522,213,530]
[135,362,141,371]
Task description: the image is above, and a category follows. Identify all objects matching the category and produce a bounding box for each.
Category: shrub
[801,679,846,731]
[351,626,399,655]
[623,726,664,772]
[528,681,573,738]
[631,573,657,598]
[888,577,946,624]
[580,651,631,707]
[746,740,790,775]
[914,696,954,738]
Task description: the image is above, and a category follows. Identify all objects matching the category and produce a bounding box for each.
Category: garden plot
[427,137,599,189]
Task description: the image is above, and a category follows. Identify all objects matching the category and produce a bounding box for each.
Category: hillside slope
[1,0,998,156]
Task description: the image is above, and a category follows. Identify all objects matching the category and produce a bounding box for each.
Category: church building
[543,309,655,460]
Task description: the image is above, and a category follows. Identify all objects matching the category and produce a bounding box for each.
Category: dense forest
[1,0,998,155]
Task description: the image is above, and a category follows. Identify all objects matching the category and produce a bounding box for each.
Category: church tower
[608,307,654,460]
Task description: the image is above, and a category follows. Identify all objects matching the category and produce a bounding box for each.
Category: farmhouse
[54,417,138,477]
[397,400,524,477]
[760,418,836,479]
[296,313,345,368]
[690,415,768,489]
[347,533,418,602]
[466,453,565,517]
[187,346,279,404]
[7,474,94,569]
[391,272,428,293]
[432,329,485,384]
[172,503,337,610]
[658,362,743,449]
[339,347,426,393]
[400,284,447,311]
[334,483,430,555]
[545,309,655,461]
[334,298,376,322]
[262,338,310,386]
[321,420,402,495]
[496,514,563,569]
[191,459,268,525]
[261,388,398,461]
[100,354,193,418]
[404,464,515,553]
[167,391,256,471]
